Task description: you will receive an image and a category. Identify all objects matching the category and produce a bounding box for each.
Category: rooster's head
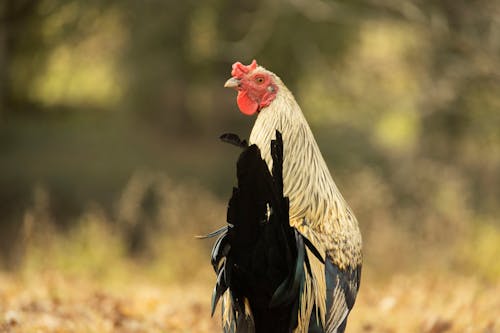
[224,59,278,116]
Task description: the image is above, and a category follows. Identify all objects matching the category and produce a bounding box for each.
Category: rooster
[207,60,362,333]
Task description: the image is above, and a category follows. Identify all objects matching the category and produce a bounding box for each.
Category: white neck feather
[248,82,351,231]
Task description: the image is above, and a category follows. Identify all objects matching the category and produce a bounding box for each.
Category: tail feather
[212,266,228,316]
[208,131,309,332]
[220,133,248,148]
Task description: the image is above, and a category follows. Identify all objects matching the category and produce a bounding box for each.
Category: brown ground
[0,270,498,333]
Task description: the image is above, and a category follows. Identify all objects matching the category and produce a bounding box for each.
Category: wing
[324,257,361,333]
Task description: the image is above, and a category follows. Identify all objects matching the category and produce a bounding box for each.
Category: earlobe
[260,86,277,108]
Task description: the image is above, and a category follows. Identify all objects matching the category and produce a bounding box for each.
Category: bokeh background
[1,0,499,332]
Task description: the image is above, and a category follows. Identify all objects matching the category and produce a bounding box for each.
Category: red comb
[231,59,258,78]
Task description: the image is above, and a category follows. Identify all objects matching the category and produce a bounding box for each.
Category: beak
[224,77,240,89]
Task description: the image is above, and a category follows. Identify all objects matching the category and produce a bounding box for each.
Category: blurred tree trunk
[0,0,41,115]
[0,1,8,119]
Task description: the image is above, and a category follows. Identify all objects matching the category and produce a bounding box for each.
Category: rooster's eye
[255,77,265,84]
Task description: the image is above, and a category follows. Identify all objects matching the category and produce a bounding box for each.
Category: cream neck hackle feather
[248,67,358,237]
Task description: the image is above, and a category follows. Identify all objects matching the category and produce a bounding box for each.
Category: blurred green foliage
[0,0,499,275]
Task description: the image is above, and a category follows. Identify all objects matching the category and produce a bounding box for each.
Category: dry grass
[0,270,498,333]
[350,272,499,333]
[0,271,218,333]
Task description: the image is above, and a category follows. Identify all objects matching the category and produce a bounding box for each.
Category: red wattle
[237,90,258,116]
